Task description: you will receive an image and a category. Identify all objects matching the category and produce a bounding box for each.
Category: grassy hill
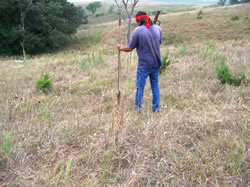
[0,3,249,186]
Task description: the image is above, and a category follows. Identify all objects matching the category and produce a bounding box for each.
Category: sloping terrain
[0,4,249,186]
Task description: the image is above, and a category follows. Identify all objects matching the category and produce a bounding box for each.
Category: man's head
[135,11,153,27]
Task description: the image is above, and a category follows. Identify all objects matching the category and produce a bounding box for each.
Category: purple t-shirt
[129,24,162,69]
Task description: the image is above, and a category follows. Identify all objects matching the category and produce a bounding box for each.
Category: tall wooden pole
[117,19,121,108]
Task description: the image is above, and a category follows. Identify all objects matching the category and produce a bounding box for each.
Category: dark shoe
[134,105,142,113]
[153,109,160,113]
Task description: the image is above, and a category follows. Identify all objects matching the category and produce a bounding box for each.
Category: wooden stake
[117,19,121,108]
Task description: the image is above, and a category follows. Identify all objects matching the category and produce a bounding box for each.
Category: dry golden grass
[0,3,249,187]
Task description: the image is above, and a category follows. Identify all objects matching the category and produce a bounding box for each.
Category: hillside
[0,3,249,186]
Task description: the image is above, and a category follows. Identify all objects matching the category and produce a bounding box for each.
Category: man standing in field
[118,11,162,112]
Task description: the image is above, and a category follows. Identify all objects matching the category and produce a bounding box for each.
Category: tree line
[218,0,250,6]
[0,0,88,56]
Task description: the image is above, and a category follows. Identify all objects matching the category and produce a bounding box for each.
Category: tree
[114,0,139,44]
[17,0,33,59]
[0,0,86,55]
[86,1,102,16]
[77,6,88,24]
[229,0,250,4]
[108,4,115,14]
[218,0,227,5]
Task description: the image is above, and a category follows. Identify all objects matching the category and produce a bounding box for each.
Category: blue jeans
[134,67,160,112]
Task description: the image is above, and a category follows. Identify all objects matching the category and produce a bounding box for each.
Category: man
[117,11,162,112]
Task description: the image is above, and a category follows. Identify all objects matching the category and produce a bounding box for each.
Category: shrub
[36,72,53,92]
[96,13,105,17]
[197,10,203,19]
[216,60,246,86]
[231,16,239,21]
[160,51,171,75]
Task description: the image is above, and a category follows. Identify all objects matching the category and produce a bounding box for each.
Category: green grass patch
[80,49,106,69]
[1,130,15,155]
[163,34,184,46]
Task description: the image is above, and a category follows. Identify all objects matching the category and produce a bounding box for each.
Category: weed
[0,157,7,170]
[80,59,89,69]
[177,43,187,56]
[54,161,63,175]
[80,49,105,69]
[216,60,246,86]
[198,40,247,86]
[43,102,51,121]
[64,158,73,180]
[93,34,101,42]
[1,130,15,155]
[55,164,64,186]
[102,151,113,180]
[231,16,239,21]
[114,173,119,184]
[200,40,221,61]
[160,51,171,75]
[36,72,53,93]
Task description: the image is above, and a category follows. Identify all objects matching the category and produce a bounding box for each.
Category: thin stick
[117,19,121,108]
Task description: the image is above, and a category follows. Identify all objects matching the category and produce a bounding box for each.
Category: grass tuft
[1,130,15,155]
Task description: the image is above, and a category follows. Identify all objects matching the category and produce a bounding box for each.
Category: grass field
[0,3,249,186]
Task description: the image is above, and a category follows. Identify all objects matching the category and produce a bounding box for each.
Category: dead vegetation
[0,3,249,187]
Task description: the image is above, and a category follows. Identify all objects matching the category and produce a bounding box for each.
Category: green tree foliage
[229,0,250,4]
[218,0,227,6]
[86,1,102,16]
[108,4,115,14]
[0,0,87,55]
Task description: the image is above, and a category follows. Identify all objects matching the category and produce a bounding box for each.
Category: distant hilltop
[146,0,217,4]
[69,0,218,4]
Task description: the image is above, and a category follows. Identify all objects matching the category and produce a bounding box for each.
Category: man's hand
[117,44,133,52]
[117,44,123,51]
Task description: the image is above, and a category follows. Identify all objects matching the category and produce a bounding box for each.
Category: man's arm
[117,44,133,52]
